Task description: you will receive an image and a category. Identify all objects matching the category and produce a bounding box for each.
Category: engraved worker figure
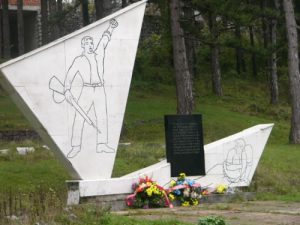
[62,19,118,158]
[223,139,253,184]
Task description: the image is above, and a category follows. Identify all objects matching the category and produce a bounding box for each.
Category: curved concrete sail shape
[0,0,147,180]
[121,124,274,189]
[198,123,274,187]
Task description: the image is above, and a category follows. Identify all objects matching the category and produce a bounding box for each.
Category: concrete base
[75,192,256,211]
[81,194,129,211]
[66,161,171,205]
[66,124,273,205]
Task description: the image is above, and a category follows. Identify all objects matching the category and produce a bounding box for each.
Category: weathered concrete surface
[114,201,300,225]
[76,192,255,211]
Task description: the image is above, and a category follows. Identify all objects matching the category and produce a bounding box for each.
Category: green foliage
[198,216,228,225]
[182,0,288,83]
[134,33,173,84]
[133,0,174,85]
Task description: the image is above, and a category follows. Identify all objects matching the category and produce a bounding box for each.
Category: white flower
[191,191,198,199]
[183,188,190,197]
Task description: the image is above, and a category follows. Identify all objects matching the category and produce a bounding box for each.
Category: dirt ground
[114,201,300,225]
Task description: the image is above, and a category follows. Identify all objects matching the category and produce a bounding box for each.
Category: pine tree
[17,0,25,55]
[170,0,194,114]
[2,0,11,59]
[283,0,300,144]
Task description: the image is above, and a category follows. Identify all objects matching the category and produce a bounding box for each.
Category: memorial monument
[0,0,273,205]
[0,0,148,180]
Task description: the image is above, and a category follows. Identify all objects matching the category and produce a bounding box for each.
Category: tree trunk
[95,0,104,20]
[81,0,90,26]
[41,0,48,45]
[235,24,246,75]
[283,0,300,144]
[103,0,113,16]
[122,0,127,8]
[49,0,59,41]
[249,25,258,77]
[17,0,25,55]
[183,2,196,79]
[57,0,62,37]
[2,0,11,59]
[261,0,271,79]
[95,0,113,20]
[211,45,223,96]
[247,0,257,77]
[261,0,269,49]
[208,13,223,96]
[270,0,279,105]
[0,8,3,58]
[170,0,194,114]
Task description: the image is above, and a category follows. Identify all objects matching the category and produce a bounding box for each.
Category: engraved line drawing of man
[49,19,118,159]
[65,19,118,158]
[223,138,253,184]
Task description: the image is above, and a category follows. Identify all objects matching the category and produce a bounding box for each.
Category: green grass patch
[0,140,70,194]
[54,206,193,225]
[113,142,165,177]
[0,94,30,130]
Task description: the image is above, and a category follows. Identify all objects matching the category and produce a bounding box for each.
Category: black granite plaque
[164,114,205,177]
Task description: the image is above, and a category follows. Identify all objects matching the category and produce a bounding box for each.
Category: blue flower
[187,179,195,186]
[174,189,181,196]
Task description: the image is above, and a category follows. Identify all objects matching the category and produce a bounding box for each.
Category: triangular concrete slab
[0,0,147,180]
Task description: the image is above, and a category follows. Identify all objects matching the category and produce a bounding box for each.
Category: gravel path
[114,201,300,225]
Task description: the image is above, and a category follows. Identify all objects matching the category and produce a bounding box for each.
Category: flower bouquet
[126,176,173,208]
[168,173,202,206]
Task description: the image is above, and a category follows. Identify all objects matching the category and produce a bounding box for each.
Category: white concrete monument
[0,0,147,180]
[71,124,273,201]
[0,0,273,205]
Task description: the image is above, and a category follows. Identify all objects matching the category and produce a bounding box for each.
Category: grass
[53,206,193,225]
[0,93,30,130]
[0,78,300,224]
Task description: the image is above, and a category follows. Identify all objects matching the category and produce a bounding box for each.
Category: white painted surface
[203,123,273,187]
[70,124,273,198]
[76,161,171,197]
[0,1,147,180]
[127,124,273,188]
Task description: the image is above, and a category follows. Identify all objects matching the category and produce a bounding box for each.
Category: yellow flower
[153,188,160,195]
[192,199,198,205]
[179,173,186,178]
[182,201,190,207]
[146,188,153,197]
[170,180,176,187]
[216,184,228,194]
[169,193,175,201]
